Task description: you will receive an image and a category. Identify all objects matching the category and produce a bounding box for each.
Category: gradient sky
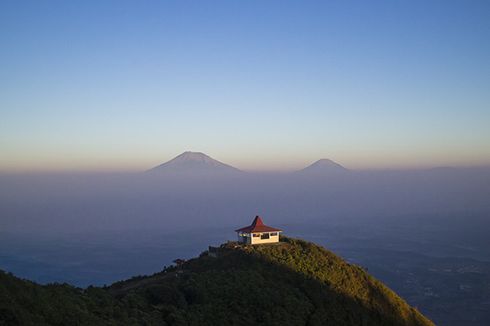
[1,0,489,172]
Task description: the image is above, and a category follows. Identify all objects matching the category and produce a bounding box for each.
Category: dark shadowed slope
[147,151,241,174]
[297,158,349,175]
[0,237,433,326]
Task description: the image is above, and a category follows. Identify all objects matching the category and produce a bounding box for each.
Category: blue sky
[1,0,489,172]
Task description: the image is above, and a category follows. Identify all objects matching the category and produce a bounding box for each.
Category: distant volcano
[147,151,241,174]
[297,159,349,175]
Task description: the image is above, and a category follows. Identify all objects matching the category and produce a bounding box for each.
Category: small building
[235,216,282,245]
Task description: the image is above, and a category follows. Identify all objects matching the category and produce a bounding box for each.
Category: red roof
[235,216,282,233]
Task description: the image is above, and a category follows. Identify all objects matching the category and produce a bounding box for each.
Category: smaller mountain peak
[298,158,349,175]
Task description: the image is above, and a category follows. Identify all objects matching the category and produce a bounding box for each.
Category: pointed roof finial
[252,215,264,226]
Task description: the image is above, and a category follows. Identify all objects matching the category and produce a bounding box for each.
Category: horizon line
[1,163,490,176]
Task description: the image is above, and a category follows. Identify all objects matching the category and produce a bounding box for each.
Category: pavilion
[235,216,282,245]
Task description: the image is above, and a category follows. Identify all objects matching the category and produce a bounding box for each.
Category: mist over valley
[1,153,489,325]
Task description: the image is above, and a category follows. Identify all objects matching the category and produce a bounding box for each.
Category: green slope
[0,237,434,326]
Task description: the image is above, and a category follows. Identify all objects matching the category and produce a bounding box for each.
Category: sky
[1,0,489,172]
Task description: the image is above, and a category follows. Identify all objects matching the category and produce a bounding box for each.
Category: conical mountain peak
[298,158,349,175]
[148,151,241,174]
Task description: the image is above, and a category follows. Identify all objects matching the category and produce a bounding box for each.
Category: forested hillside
[0,238,433,326]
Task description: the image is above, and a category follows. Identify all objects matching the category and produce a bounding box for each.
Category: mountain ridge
[0,237,433,326]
